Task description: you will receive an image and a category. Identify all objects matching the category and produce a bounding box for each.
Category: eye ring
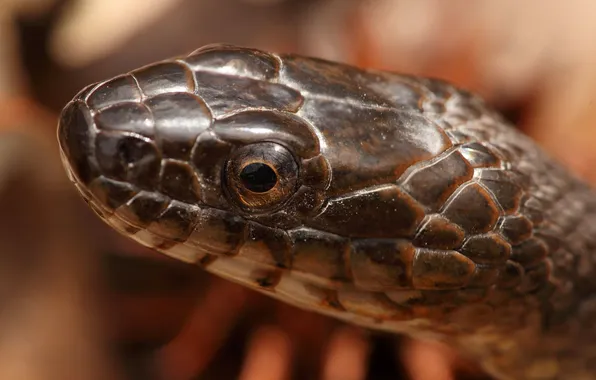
[224,142,299,211]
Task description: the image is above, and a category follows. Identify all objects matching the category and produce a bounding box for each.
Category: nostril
[95,132,161,189]
[118,140,136,166]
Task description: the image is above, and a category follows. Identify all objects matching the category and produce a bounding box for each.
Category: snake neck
[453,125,596,379]
[448,179,596,380]
[443,291,596,380]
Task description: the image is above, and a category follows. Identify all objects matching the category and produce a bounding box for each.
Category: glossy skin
[58,45,596,379]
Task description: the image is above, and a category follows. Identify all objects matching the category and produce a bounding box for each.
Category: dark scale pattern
[94,102,154,137]
[511,238,549,267]
[185,44,281,81]
[159,160,201,204]
[58,101,99,184]
[94,131,161,189]
[468,265,500,288]
[194,71,303,117]
[58,45,596,380]
[349,239,415,291]
[147,92,211,160]
[289,228,351,282]
[190,131,233,207]
[413,214,465,250]
[240,223,292,268]
[497,260,525,288]
[476,169,524,214]
[86,75,142,109]
[411,248,476,289]
[457,142,502,168]
[133,62,195,96]
[146,200,198,242]
[212,111,318,158]
[187,208,247,255]
[460,233,510,265]
[308,185,426,238]
[441,182,500,234]
[498,214,533,244]
[116,191,170,228]
[401,150,473,211]
[87,176,138,211]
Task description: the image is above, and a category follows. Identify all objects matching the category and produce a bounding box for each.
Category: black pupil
[239,163,277,193]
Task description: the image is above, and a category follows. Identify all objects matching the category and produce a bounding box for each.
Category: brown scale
[476,169,524,214]
[300,155,331,189]
[186,207,247,255]
[194,71,303,117]
[457,142,502,168]
[511,238,550,268]
[401,150,474,211]
[212,111,320,158]
[94,131,161,190]
[288,228,351,283]
[87,176,138,211]
[159,160,201,204]
[186,44,281,81]
[296,99,453,195]
[94,102,154,137]
[413,214,465,250]
[498,214,533,244]
[190,131,233,207]
[411,248,476,289]
[349,238,415,291]
[86,74,142,109]
[240,223,292,268]
[468,265,500,288]
[146,92,212,160]
[441,182,501,235]
[336,291,412,321]
[460,233,511,265]
[146,200,198,242]
[308,185,426,238]
[132,61,195,96]
[117,191,170,228]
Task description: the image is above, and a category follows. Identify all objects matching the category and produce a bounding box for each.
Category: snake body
[57,45,596,379]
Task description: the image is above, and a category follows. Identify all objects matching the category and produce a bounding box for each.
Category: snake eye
[225,142,299,211]
[239,162,278,193]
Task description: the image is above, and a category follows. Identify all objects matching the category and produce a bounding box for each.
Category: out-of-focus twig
[158,277,250,380]
[238,326,293,380]
[321,327,370,380]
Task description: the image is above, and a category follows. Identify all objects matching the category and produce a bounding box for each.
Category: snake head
[59,44,551,339]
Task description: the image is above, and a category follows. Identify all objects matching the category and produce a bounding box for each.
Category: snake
[56,44,596,379]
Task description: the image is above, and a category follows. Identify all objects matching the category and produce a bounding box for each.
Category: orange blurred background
[1,1,595,379]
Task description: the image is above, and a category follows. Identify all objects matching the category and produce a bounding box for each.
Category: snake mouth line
[61,144,494,294]
[68,174,462,337]
[62,159,448,336]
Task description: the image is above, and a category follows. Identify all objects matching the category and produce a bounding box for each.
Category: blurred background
[1,0,596,379]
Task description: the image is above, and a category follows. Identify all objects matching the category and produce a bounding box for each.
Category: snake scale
[57,44,596,379]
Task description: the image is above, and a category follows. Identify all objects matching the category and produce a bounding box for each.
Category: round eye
[239,162,278,193]
[225,142,299,211]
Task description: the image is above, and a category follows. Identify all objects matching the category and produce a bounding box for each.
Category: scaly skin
[57,44,596,379]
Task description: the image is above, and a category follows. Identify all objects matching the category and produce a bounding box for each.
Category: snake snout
[57,98,197,259]
[58,96,163,206]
